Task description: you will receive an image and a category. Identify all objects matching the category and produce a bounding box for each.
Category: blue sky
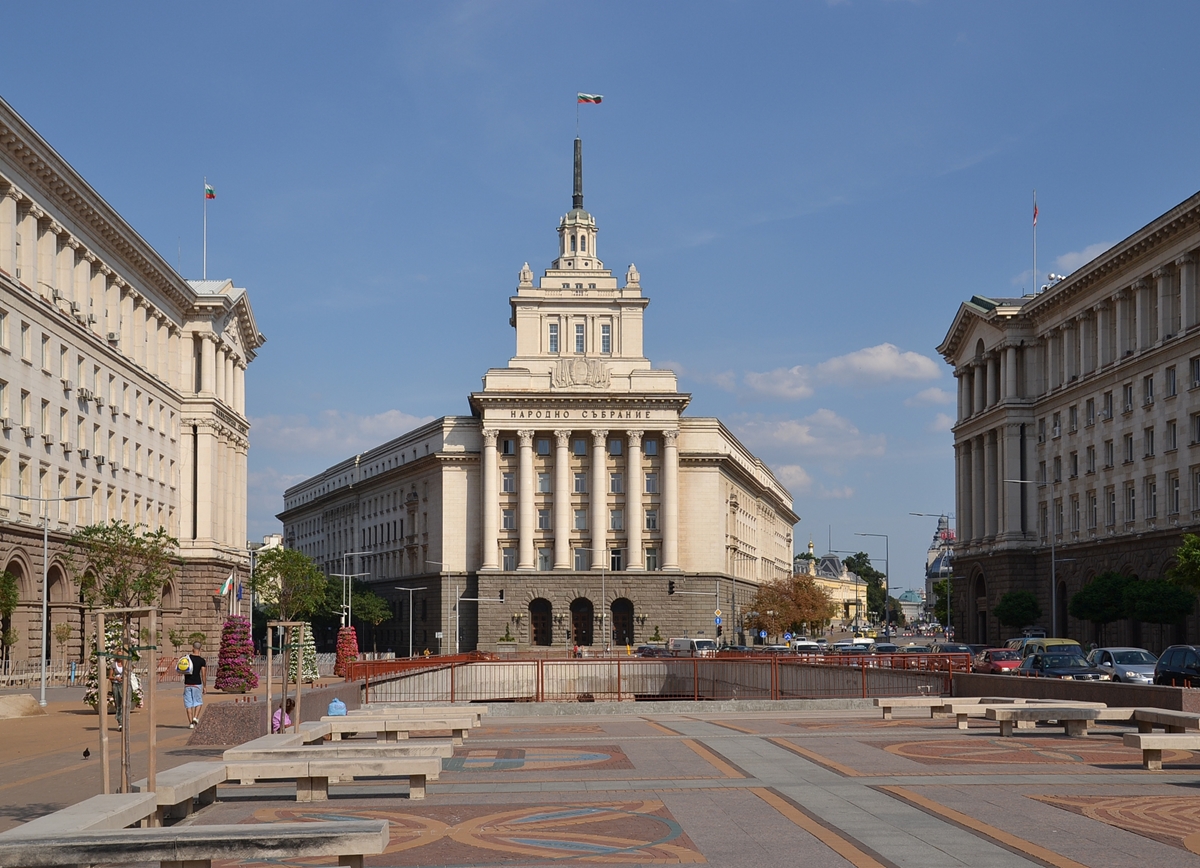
[4,1,1199,593]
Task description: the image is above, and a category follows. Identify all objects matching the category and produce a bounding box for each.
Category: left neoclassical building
[0,96,264,665]
[279,139,798,653]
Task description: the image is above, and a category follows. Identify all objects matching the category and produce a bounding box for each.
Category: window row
[500,547,661,572]
[1036,469,1200,533]
[500,471,660,494]
[1038,362,1200,442]
[1038,418,1198,482]
[498,436,660,457]
[547,321,611,354]
[500,507,660,532]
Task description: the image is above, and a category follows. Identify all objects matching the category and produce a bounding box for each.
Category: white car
[1088,647,1158,683]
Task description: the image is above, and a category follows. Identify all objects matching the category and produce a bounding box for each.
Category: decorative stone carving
[482,429,498,447]
[518,262,533,286]
[517,430,534,447]
[551,357,610,389]
[627,429,643,448]
[625,263,640,287]
[1176,254,1195,267]
[554,430,571,448]
[591,429,609,447]
[663,429,679,446]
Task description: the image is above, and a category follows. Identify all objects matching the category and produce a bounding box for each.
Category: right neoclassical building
[938,190,1200,647]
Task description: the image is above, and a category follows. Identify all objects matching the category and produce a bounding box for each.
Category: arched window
[570,235,577,252]
[581,235,587,252]
[570,597,594,646]
[529,599,552,646]
[610,598,633,645]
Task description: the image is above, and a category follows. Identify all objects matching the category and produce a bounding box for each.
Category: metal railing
[354,653,970,704]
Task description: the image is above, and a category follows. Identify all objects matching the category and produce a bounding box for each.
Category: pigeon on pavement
[82,748,90,758]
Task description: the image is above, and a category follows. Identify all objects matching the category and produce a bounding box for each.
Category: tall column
[590,430,608,570]
[1062,322,1078,381]
[195,423,214,540]
[201,334,217,395]
[481,430,498,569]
[88,259,105,336]
[956,443,969,542]
[984,430,997,538]
[972,436,985,543]
[133,300,147,368]
[1179,254,1197,332]
[1004,346,1018,399]
[1003,424,1022,539]
[167,327,181,391]
[956,371,966,421]
[1135,278,1152,349]
[973,363,985,413]
[553,430,571,569]
[145,311,158,378]
[0,187,17,275]
[119,287,134,358]
[214,346,226,404]
[663,429,680,570]
[1078,312,1094,374]
[158,318,170,382]
[626,430,644,570]
[224,353,235,406]
[234,362,246,416]
[1155,266,1175,340]
[985,353,998,406]
[517,430,535,570]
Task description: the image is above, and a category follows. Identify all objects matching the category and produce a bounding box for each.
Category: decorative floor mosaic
[1034,795,1200,854]
[443,745,633,772]
[882,737,1189,767]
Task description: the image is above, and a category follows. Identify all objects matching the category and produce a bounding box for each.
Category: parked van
[668,637,718,657]
[1018,637,1082,658]
[792,639,822,654]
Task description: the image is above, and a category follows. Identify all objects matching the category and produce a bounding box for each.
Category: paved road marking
[753,787,894,868]
[681,739,745,778]
[642,719,681,736]
[768,737,864,777]
[880,785,1089,868]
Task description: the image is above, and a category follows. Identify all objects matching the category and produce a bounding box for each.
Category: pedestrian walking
[180,641,207,728]
[108,655,125,731]
[272,697,295,733]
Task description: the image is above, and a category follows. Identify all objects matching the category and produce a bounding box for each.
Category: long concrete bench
[225,756,441,801]
[224,742,454,762]
[873,697,951,720]
[133,762,227,824]
[1122,732,1200,770]
[1131,708,1200,733]
[351,706,487,727]
[986,705,1101,737]
[322,716,473,745]
[0,819,388,868]
[0,793,158,837]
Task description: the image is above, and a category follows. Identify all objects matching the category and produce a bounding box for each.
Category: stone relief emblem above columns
[552,357,611,389]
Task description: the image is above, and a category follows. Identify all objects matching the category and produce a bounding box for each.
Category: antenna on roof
[573,138,583,211]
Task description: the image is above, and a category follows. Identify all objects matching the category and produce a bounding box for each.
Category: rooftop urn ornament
[625,263,640,287]
[518,262,533,287]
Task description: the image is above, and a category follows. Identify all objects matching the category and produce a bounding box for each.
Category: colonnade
[480,427,679,572]
[956,423,1032,544]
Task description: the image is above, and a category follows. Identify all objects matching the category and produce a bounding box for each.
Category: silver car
[1088,647,1158,683]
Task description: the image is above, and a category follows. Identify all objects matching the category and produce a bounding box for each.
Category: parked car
[667,638,718,658]
[792,639,822,655]
[974,648,1022,674]
[873,643,900,654]
[1087,647,1157,683]
[635,644,670,658]
[967,644,989,656]
[932,642,974,654]
[1019,638,1084,658]
[1016,652,1111,681]
[762,644,792,654]
[1154,645,1200,687]
[901,644,933,653]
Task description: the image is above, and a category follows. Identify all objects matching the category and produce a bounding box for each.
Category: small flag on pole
[205,183,216,200]
[1032,198,1038,227]
[218,570,234,596]
[577,93,603,104]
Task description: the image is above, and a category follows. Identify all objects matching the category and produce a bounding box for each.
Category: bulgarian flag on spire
[577,93,603,104]
[205,182,215,200]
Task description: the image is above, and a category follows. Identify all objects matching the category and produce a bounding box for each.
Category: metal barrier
[354,654,969,703]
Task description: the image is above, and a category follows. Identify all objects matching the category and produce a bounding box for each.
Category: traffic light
[716,625,723,637]
[668,580,676,595]
[498,589,504,602]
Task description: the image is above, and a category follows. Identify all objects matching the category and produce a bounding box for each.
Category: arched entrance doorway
[45,565,68,664]
[570,598,594,646]
[611,598,634,646]
[529,598,552,646]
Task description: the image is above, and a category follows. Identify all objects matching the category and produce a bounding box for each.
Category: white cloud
[775,464,814,493]
[744,366,814,399]
[1055,241,1115,276]
[664,359,738,392]
[251,409,436,456]
[905,387,954,407]
[815,343,941,384]
[739,409,886,460]
[928,412,955,433]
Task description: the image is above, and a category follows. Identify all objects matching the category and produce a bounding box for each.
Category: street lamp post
[855,532,889,641]
[3,493,87,706]
[392,586,427,658]
[330,550,370,627]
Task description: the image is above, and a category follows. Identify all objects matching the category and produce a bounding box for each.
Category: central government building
[279,141,799,653]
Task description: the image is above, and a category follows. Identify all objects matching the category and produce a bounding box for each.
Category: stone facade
[0,96,263,664]
[937,188,1200,650]
[279,139,799,653]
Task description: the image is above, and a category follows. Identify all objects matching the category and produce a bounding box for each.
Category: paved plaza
[4,687,1200,867]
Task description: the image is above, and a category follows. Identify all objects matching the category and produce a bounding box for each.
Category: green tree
[844,552,886,623]
[1168,533,1200,592]
[250,548,327,622]
[70,520,177,793]
[1068,571,1133,644]
[932,579,950,629]
[994,590,1042,630]
[0,571,18,672]
[1124,579,1195,651]
[353,590,392,652]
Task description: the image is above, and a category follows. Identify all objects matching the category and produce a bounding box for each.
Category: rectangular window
[537,472,551,493]
[608,439,622,457]
[538,508,551,530]
[501,438,515,455]
[537,548,553,571]
[1143,374,1154,405]
[1087,492,1097,529]
[59,345,68,378]
[1106,486,1116,526]
[1194,413,1200,445]
[1038,460,1047,484]
[19,322,29,361]
[1125,484,1136,522]
[40,399,49,434]
[1167,365,1178,397]
[1054,498,1063,536]
[645,548,659,571]
[574,548,590,570]
[601,323,612,354]
[1147,478,1158,519]
[610,509,623,530]
[574,323,585,353]
[502,472,516,493]
[1086,445,1095,474]
[548,323,559,354]
[1038,418,1046,442]
[1038,502,1048,538]
[1104,439,1114,467]
[0,308,6,349]
[1104,390,1114,418]
[610,473,623,493]
[1069,452,1078,478]
[1169,473,1180,515]
[501,508,515,530]
[1167,420,1178,451]
[1123,383,1134,412]
[573,438,587,456]
[610,547,623,571]
[1053,456,1062,483]
[1145,427,1155,458]
[1124,433,1134,463]
[574,508,587,530]
[1086,398,1095,426]
[502,548,516,570]
[19,390,29,426]
[536,438,551,456]
[1068,405,1078,432]
[40,335,49,370]
[573,472,587,493]
[1192,356,1200,388]
[645,472,659,494]
[1070,495,1080,532]
[644,439,658,456]
[1052,412,1061,436]
[0,380,6,417]
[645,509,659,530]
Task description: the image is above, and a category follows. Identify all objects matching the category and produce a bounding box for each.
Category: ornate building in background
[938,189,1200,649]
[0,97,263,664]
[279,139,798,653]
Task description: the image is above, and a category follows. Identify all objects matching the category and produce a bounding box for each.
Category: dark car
[1016,652,1112,681]
[932,643,973,655]
[1154,645,1200,687]
[635,645,670,658]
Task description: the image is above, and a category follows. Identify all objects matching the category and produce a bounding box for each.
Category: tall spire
[573,137,583,211]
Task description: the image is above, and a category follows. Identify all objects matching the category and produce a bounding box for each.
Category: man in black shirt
[182,641,207,728]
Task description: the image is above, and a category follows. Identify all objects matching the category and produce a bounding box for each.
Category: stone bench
[132,762,228,824]
[1131,708,1200,733]
[352,706,487,727]
[322,716,473,745]
[224,742,454,762]
[873,697,950,720]
[0,793,158,837]
[0,819,388,868]
[225,756,441,801]
[986,705,1101,737]
[1121,732,1200,770]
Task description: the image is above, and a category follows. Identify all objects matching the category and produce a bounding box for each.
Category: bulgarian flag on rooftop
[205,182,215,200]
[577,93,603,104]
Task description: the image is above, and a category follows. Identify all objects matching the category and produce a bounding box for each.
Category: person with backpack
[179,640,207,728]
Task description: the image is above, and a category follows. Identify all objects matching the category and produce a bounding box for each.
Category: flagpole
[1032,189,1037,294]
[203,176,208,280]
